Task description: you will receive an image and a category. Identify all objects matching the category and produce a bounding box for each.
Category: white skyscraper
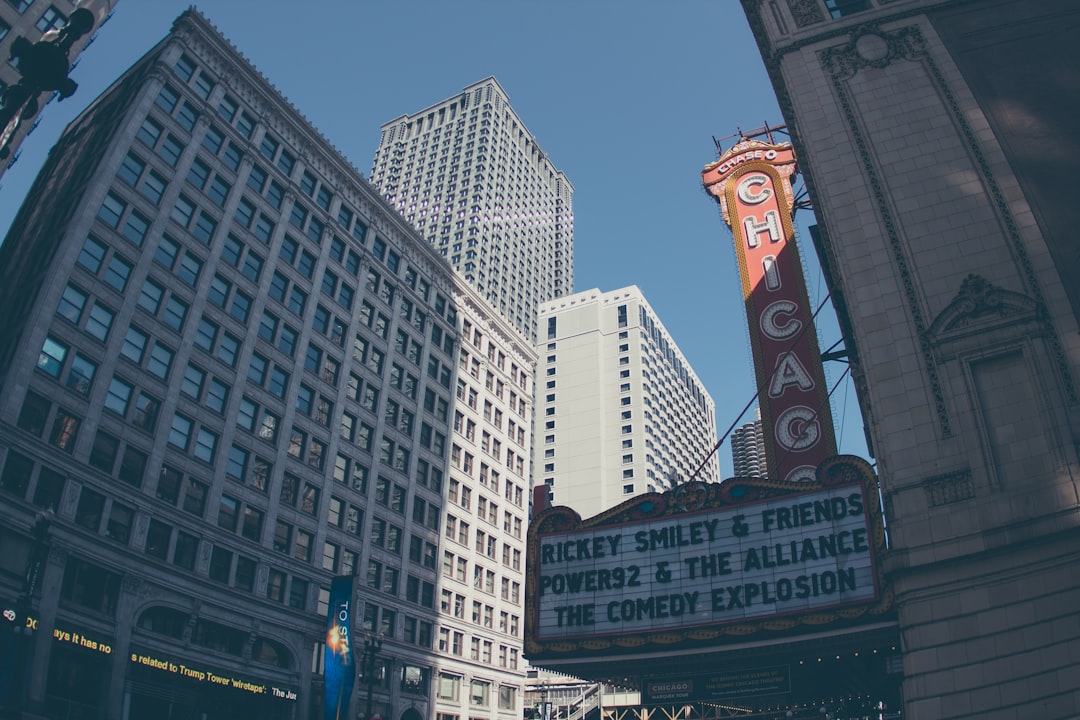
[534,287,719,518]
[369,77,574,341]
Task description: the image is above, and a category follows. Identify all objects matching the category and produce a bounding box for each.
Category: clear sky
[0,1,869,478]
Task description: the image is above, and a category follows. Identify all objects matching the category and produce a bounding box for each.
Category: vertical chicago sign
[703,139,836,482]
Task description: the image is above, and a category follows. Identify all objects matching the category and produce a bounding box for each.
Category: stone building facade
[741,0,1080,717]
[0,9,531,720]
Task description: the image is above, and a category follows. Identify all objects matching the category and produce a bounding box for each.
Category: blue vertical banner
[324,576,355,720]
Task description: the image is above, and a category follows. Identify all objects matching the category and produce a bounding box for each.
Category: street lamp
[361,634,383,720]
[0,8,97,159]
[6,510,52,718]
[538,682,550,720]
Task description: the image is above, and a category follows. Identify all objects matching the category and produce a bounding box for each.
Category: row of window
[172,49,459,344]
[434,654,520,707]
[25,46,536,627]
[3,2,66,33]
[1,445,313,612]
[440,547,522,602]
[18,364,376,590]
[97,185,460,502]
[121,102,458,418]
[442,515,522,571]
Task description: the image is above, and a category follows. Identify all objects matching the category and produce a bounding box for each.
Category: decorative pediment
[928,274,1040,340]
[821,25,927,80]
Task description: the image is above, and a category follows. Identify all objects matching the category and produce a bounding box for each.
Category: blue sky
[0,1,868,478]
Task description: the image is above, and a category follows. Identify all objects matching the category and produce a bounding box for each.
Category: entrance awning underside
[533,621,902,716]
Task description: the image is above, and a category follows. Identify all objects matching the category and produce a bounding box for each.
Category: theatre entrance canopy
[524,456,900,711]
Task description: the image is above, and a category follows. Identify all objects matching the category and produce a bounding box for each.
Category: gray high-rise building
[730,408,766,479]
[0,10,531,720]
[369,78,574,341]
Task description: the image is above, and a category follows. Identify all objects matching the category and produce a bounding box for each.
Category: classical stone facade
[741,0,1080,717]
[0,10,531,719]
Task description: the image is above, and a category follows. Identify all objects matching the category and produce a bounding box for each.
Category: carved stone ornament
[786,0,824,28]
[670,482,709,513]
[821,24,926,79]
[121,574,142,594]
[48,547,67,567]
[923,470,975,507]
[928,274,1039,337]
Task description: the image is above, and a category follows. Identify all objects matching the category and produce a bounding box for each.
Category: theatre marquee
[525,456,891,659]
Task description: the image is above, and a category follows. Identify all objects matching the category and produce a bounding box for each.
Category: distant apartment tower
[730,408,767,478]
[535,287,719,518]
[0,10,530,720]
[369,77,574,341]
[0,0,115,179]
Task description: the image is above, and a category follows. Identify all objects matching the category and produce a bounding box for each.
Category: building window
[60,558,121,615]
[209,546,232,583]
[34,5,66,32]
[103,379,130,418]
[499,685,517,710]
[266,569,286,602]
[74,488,104,530]
[67,349,96,390]
[824,0,871,18]
[173,532,198,571]
[145,519,171,560]
[470,679,490,708]
[437,673,460,702]
[49,410,80,453]
[37,335,67,377]
[235,556,257,591]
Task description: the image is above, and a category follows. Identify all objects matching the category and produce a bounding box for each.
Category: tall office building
[743,0,1080,716]
[0,10,531,720]
[0,0,115,179]
[369,77,574,342]
[534,287,719,518]
[730,408,767,479]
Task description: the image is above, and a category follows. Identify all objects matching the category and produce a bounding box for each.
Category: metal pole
[363,636,382,719]
[6,510,52,719]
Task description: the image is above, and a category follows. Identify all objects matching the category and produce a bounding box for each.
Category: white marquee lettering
[737,173,772,205]
[743,211,782,249]
[784,465,817,483]
[769,352,815,398]
[716,149,779,174]
[775,406,821,451]
[762,255,781,291]
[760,300,801,340]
